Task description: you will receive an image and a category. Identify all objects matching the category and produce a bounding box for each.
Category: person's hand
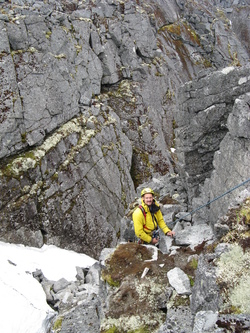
[151,237,159,245]
[166,231,175,237]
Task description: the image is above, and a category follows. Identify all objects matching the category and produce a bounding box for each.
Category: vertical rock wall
[175,65,250,224]
[0,109,135,258]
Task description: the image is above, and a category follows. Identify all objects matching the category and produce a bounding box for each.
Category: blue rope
[174,177,250,223]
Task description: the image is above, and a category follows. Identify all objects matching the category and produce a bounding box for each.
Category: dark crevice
[89,34,93,50]
[135,47,145,60]
[40,228,48,244]
[101,79,131,93]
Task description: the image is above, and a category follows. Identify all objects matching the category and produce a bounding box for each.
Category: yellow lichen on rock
[216,244,250,314]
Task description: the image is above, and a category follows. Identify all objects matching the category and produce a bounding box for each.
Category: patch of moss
[155,71,164,77]
[102,243,154,284]
[188,275,195,287]
[102,272,120,288]
[102,326,119,333]
[188,258,198,270]
[21,132,27,143]
[160,22,181,36]
[53,316,63,331]
[51,172,58,181]
[173,294,190,307]
[238,200,250,225]
[46,31,52,39]
[204,58,213,68]
[159,21,200,47]
[205,241,219,254]
[11,49,24,57]
[224,305,242,315]
[220,198,250,246]
[216,244,250,314]
[130,148,152,188]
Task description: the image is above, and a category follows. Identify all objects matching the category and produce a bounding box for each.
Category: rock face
[195,90,250,225]
[175,65,250,226]
[0,112,135,258]
[175,65,250,205]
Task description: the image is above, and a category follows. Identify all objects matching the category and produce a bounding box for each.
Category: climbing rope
[174,177,250,223]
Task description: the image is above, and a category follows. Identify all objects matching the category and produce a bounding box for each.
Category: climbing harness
[137,205,159,244]
[175,177,250,223]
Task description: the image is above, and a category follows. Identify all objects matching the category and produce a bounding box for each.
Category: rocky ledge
[28,194,250,333]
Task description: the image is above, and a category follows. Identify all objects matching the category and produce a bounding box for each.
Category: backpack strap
[138,205,150,231]
[138,205,146,220]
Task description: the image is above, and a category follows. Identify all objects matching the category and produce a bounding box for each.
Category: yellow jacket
[132,199,171,244]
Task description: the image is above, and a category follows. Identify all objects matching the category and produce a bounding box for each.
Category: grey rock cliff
[175,65,250,227]
[0,109,135,258]
[175,65,250,209]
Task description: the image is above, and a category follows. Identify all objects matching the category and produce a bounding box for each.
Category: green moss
[102,272,120,288]
[130,148,151,188]
[173,294,190,307]
[155,71,164,77]
[11,49,24,56]
[116,229,121,239]
[221,198,250,244]
[205,241,219,253]
[21,132,27,143]
[188,275,195,287]
[159,21,200,47]
[160,22,181,36]
[182,22,201,46]
[53,316,63,331]
[102,325,150,333]
[188,258,198,270]
[46,31,52,39]
[102,326,119,333]
[51,172,59,181]
[226,305,242,315]
[238,201,250,225]
[202,58,213,68]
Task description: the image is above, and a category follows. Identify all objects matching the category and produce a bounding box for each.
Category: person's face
[143,193,154,206]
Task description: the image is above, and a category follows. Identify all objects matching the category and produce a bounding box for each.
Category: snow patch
[0,241,97,333]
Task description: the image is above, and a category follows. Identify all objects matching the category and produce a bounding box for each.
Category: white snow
[0,241,97,333]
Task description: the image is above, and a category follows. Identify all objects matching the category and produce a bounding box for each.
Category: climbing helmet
[141,187,154,197]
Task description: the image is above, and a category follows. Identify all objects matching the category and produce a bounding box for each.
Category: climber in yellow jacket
[132,188,175,245]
